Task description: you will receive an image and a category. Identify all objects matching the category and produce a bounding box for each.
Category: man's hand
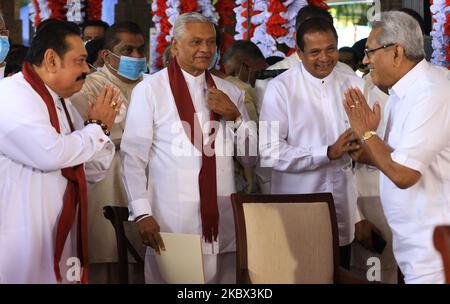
[328,129,361,160]
[207,88,240,121]
[355,219,382,252]
[137,216,166,255]
[343,87,381,137]
[88,85,122,131]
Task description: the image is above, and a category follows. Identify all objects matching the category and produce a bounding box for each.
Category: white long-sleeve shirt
[0,72,115,283]
[121,68,256,255]
[260,63,365,246]
[381,60,450,283]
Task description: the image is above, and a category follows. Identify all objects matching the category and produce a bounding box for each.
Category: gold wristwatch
[361,131,377,144]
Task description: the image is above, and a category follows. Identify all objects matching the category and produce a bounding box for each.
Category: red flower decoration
[86,0,103,21]
[32,0,42,27]
[48,0,68,20]
[308,0,330,10]
[266,0,288,38]
[215,0,235,28]
[180,0,198,13]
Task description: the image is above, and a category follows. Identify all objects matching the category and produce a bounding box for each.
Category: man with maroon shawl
[121,12,256,283]
[0,20,120,283]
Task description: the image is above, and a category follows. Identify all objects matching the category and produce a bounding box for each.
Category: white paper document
[155,232,205,284]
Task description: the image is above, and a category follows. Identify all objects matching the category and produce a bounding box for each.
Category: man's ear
[100,49,110,63]
[393,45,403,67]
[43,49,59,73]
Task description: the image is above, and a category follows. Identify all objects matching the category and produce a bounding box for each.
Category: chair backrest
[231,193,340,284]
[103,206,144,284]
[433,225,450,283]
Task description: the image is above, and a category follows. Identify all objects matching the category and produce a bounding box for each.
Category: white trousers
[144,250,236,284]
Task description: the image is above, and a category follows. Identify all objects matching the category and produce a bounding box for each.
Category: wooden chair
[103,206,144,284]
[433,225,450,283]
[231,193,367,284]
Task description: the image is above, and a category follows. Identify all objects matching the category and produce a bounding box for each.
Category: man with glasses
[344,11,450,283]
[0,13,10,79]
[71,21,147,284]
[260,17,369,270]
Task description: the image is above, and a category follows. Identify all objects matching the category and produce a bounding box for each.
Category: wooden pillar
[0,0,22,44]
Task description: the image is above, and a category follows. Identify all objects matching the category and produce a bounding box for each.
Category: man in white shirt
[253,5,355,196]
[254,5,355,113]
[344,11,450,283]
[0,20,119,284]
[260,17,364,269]
[121,12,256,283]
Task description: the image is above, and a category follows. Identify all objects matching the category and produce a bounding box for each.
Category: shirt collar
[300,63,336,87]
[181,68,206,86]
[389,59,428,100]
[45,84,62,110]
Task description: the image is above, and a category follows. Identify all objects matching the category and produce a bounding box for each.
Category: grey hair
[371,11,425,61]
[173,12,215,41]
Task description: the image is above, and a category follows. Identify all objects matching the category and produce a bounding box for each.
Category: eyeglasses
[364,43,395,59]
[0,29,9,36]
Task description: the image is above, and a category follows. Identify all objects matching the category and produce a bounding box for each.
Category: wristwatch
[360,131,377,144]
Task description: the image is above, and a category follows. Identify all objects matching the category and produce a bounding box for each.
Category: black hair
[295,5,333,31]
[222,40,265,64]
[296,17,338,52]
[81,20,110,33]
[25,19,81,66]
[85,38,105,65]
[352,38,367,63]
[103,21,144,51]
[266,56,284,66]
[339,46,359,63]
[5,45,29,76]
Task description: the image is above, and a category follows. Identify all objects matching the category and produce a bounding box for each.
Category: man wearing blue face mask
[71,21,147,284]
[0,13,10,80]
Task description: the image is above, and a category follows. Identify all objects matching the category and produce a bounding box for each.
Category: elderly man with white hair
[121,12,256,283]
[344,11,450,284]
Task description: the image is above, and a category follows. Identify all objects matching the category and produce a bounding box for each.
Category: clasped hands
[329,87,382,161]
[87,85,123,132]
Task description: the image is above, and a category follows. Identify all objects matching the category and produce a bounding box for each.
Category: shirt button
[99,139,105,144]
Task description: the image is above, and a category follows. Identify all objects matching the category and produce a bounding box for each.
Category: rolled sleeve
[391,151,426,174]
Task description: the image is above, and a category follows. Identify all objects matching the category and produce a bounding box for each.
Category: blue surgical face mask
[0,36,10,63]
[108,51,147,81]
[208,50,220,70]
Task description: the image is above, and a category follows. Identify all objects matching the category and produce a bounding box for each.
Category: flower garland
[214,0,235,54]
[276,0,308,49]
[234,0,250,40]
[215,0,235,28]
[66,0,84,24]
[86,0,103,21]
[430,0,450,69]
[48,0,68,20]
[29,0,52,28]
[29,0,103,27]
[151,0,220,72]
[251,0,282,58]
